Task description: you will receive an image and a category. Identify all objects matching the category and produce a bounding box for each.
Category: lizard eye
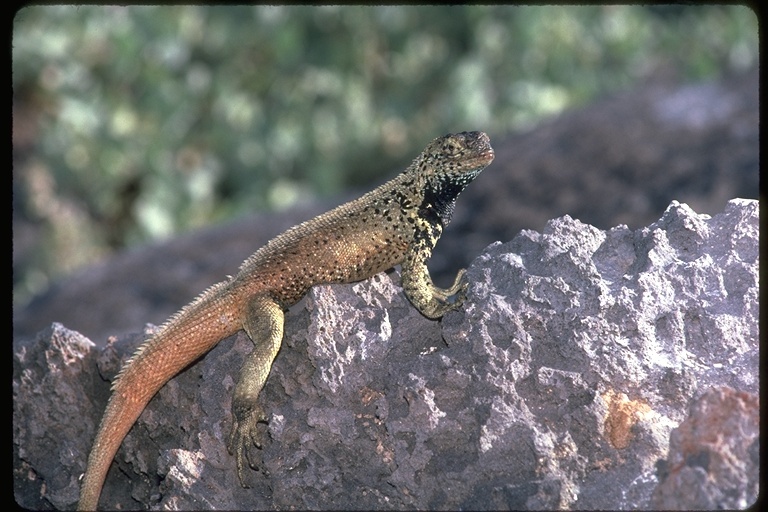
[443,141,461,156]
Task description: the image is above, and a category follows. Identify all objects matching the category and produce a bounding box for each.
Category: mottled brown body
[78,131,494,510]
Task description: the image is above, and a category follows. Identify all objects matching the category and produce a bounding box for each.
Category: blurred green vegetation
[12,5,757,306]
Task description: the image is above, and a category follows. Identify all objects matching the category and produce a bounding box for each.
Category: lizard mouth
[464,149,495,169]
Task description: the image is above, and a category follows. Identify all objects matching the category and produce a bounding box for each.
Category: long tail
[78,282,239,510]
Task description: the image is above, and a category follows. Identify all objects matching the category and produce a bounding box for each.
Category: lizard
[77,130,494,510]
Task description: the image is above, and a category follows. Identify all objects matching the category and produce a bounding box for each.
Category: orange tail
[78,282,239,510]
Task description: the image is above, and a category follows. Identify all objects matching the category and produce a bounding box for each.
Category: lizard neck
[421,170,480,226]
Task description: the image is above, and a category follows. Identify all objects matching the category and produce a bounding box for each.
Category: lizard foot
[227,403,268,487]
[446,269,469,305]
[427,269,469,316]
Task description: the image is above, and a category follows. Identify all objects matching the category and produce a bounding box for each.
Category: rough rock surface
[651,386,759,510]
[13,199,758,510]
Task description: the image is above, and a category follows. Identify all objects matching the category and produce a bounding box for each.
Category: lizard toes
[228,409,267,487]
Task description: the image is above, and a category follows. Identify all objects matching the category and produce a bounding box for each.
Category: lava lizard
[77,131,494,510]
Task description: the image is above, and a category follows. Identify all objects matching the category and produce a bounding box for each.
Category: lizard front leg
[401,221,468,319]
[227,294,284,486]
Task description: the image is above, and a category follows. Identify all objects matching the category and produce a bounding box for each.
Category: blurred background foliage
[12,5,757,307]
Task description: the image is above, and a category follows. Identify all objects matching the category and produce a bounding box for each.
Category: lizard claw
[227,404,267,487]
[453,280,469,306]
[440,269,469,308]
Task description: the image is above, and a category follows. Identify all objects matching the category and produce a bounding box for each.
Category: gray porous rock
[13,199,758,510]
[650,386,759,510]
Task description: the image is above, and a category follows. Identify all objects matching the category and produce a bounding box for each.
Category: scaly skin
[78,131,494,510]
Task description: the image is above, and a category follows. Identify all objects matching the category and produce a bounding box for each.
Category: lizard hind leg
[227,294,284,487]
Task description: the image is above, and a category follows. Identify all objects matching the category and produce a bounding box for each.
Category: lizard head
[415,131,494,224]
